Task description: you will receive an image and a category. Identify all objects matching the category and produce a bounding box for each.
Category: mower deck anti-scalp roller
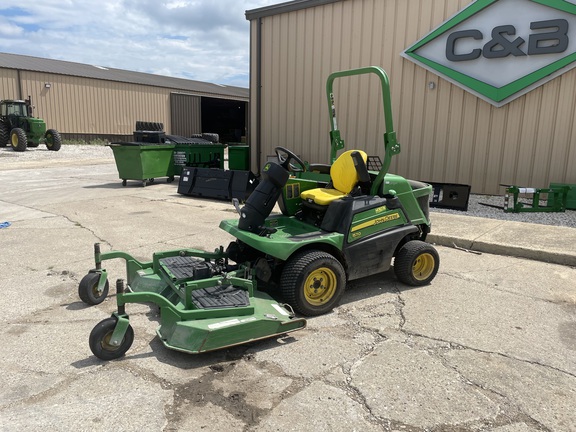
[80,66,439,360]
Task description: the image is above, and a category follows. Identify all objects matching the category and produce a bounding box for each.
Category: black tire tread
[280,250,345,316]
[45,129,61,151]
[10,128,27,152]
[394,240,439,286]
[78,272,109,305]
[89,317,134,360]
[0,123,8,147]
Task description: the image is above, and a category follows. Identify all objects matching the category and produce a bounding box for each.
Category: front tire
[89,317,134,360]
[281,250,346,316]
[45,129,61,151]
[78,272,109,305]
[10,128,27,152]
[394,241,439,286]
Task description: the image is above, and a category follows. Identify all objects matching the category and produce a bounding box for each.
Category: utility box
[171,141,225,175]
[228,144,250,171]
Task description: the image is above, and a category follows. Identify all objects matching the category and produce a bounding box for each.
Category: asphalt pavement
[0,150,575,431]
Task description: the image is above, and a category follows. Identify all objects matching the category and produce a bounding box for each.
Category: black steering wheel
[274,146,307,173]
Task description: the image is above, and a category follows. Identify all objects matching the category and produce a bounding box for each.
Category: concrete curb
[429,213,576,267]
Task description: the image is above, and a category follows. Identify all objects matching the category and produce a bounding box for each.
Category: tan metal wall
[17,71,170,135]
[0,69,244,138]
[249,0,576,194]
[0,69,19,98]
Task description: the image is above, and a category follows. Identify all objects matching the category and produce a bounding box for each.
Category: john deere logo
[402,0,576,106]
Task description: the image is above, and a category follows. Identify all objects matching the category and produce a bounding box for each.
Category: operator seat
[300,149,370,206]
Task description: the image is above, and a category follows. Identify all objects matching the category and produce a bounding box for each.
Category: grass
[61,138,110,146]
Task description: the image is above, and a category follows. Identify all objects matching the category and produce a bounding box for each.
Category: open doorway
[201,97,246,144]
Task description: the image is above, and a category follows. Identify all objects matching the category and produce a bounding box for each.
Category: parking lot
[1,146,575,431]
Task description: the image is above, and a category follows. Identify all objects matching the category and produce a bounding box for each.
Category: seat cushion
[300,187,347,206]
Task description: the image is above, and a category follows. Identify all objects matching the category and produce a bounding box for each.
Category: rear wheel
[10,128,27,152]
[89,317,134,360]
[0,124,8,147]
[45,129,61,151]
[281,250,346,316]
[394,240,439,286]
[78,272,109,305]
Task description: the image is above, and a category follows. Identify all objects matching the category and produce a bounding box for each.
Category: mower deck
[86,245,306,359]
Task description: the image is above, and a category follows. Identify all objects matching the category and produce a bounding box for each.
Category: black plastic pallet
[159,256,212,281]
[191,285,250,309]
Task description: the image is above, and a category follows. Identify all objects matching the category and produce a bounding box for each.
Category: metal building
[246,0,576,194]
[0,52,248,143]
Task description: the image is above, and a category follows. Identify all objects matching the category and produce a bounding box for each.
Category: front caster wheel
[89,317,134,360]
[394,240,439,286]
[78,272,109,305]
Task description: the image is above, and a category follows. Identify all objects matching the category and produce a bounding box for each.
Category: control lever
[232,198,242,215]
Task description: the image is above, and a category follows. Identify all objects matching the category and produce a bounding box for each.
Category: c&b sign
[402,0,576,106]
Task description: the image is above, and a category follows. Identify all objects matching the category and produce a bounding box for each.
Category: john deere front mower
[0,97,61,152]
[80,66,439,360]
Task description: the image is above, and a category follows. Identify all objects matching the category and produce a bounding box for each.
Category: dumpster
[228,144,250,171]
[109,143,175,187]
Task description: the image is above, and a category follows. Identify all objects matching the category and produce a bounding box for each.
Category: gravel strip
[2,144,574,228]
[0,143,113,163]
[430,193,576,228]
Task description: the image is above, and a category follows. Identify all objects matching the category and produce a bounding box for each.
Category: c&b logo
[402,0,576,106]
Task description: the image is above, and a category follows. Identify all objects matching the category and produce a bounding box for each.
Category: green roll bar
[326,66,401,196]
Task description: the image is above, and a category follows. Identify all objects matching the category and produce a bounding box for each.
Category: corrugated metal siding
[170,93,202,136]
[0,69,19,99]
[0,52,249,101]
[249,0,576,194]
[0,59,248,140]
[18,71,169,134]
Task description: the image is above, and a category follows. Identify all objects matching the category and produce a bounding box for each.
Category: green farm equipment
[0,97,61,152]
[80,66,439,360]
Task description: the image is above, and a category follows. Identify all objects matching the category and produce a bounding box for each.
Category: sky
[0,0,281,89]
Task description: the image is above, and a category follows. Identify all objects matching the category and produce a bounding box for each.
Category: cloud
[0,16,24,37]
[0,0,278,87]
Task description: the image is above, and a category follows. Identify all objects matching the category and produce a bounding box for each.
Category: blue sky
[0,0,280,88]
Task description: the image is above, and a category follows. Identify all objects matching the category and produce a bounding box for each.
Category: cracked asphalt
[1,147,575,431]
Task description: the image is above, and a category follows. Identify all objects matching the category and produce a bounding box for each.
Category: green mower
[80,66,439,360]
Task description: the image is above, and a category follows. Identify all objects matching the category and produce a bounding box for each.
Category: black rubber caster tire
[78,272,109,305]
[89,317,134,360]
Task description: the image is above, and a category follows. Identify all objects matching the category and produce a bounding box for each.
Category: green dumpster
[228,144,250,171]
[109,143,175,187]
[173,143,225,175]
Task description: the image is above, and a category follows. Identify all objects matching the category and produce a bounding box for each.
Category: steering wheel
[274,146,307,173]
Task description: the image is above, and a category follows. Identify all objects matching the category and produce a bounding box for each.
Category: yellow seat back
[300,150,368,206]
[330,150,367,194]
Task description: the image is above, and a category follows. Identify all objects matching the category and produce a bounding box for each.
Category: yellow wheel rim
[304,267,337,306]
[412,253,435,281]
[11,134,18,147]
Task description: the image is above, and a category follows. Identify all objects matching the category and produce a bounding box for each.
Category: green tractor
[79,67,439,360]
[0,97,61,152]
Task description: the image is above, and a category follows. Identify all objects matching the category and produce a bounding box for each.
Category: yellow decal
[375,206,387,213]
[351,212,401,232]
[352,231,362,238]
